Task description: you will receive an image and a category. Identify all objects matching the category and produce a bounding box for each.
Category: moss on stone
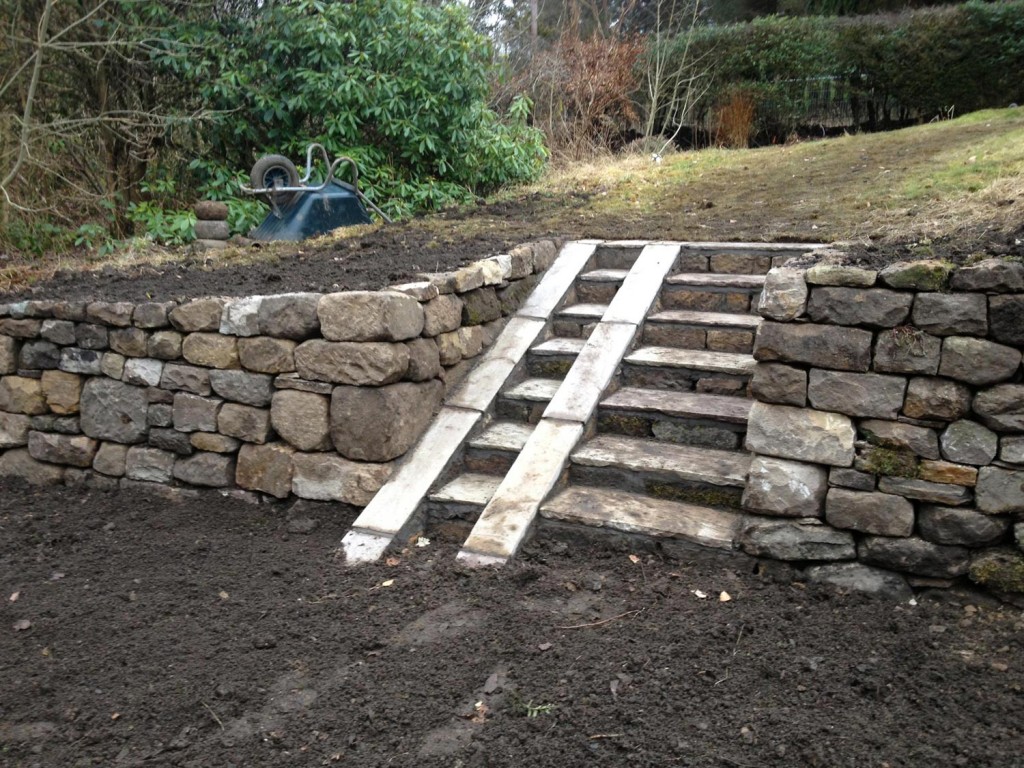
[529,359,574,377]
[883,259,955,291]
[969,549,1024,593]
[856,446,920,478]
[597,412,651,437]
[647,481,743,509]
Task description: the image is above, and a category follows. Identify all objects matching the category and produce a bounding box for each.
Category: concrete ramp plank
[517,241,596,319]
[446,317,546,411]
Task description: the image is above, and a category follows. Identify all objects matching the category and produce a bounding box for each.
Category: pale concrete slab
[541,486,741,550]
[459,419,584,560]
[647,309,762,330]
[572,434,750,486]
[430,473,502,505]
[340,530,393,565]
[603,244,680,325]
[347,407,481,537]
[543,322,638,423]
[625,347,756,376]
[531,337,586,356]
[446,316,546,411]
[602,387,753,424]
[667,273,766,289]
[503,378,561,402]
[468,421,534,452]
[517,242,597,319]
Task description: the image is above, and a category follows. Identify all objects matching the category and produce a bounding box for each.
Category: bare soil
[2,482,1023,768]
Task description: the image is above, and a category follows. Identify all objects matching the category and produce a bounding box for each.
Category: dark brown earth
[2,481,1023,768]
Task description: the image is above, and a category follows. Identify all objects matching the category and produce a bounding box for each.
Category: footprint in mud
[390,601,488,647]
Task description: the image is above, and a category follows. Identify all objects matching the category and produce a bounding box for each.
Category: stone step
[625,347,756,376]
[570,435,749,509]
[647,309,762,330]
[666,273,766,290]
[661,274,763,314]
[464,420,534,474]
[496,377,562,423]
[557,302,607,320]
[642,310,761,352]
[602,387,752,424]
[575,268,629,303]
[553,302,607,338]
[540,485,742,551]
[527,337,585,377]
[580,268,630,282]
[430,472,501,506]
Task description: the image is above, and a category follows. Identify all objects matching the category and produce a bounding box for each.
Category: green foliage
[655,1,1024,141]
[127,202,196,246]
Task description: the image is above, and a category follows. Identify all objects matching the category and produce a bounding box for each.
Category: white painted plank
[602,244,681,325]
[517,241,597,319]
[543,322,637,423]
[446,316,546,411]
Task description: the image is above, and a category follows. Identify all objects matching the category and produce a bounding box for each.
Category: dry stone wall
[743,255,1024,594]
[0,240,559,506]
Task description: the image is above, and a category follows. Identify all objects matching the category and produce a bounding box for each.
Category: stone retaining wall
[0,240,559,505]
[742,254,1024,594]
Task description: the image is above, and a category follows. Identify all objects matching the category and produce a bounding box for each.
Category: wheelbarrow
[241,144,392,241]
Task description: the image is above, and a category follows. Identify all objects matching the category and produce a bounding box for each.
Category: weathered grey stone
[194,219,229,239]
[39,320,76,345]
[318,291,424,342]
[742,456,827,518]
[146,387,174,405]
[938,336,1021,386]
[745,402,855,467]
[148,403,173,427]
[182,333,239,369]
[0,318,41,339]
[508,244,535,279]
[902,377,972,421]
[294,340,409,385]
[123,358,164,387]
[190,432,241,453]
[950,258,1024,293]
[461,287,502,325]
[133,302,175,329]
[805,562,912,599]
[918,459,977,487]
[58,348,102,375]
[858,420,939,459]
[39,370,81,414]
[148,427,194,456]
[101,352,125,379]
[968,549,1024,593]
[422,294,464,337]
[0,336,18,374]
[51,302,87,322]
[808,370,907,420]
[172,393,222,433]
[478,258,505,286]
[74,323,108,350]
[92,442,127,477]
[873,328,941,375]
[125,446,176,482]
[169,298,225,332]
[1001,436,1024,464]
[208,370,274,406]
[989,294,1024,346]
[159,363,211,395]
[257,293,321,340]
[405,338,441,382]
[0,411,31,448]
[919,505,1009,547]
[19,340,60,370]
[754,322,872,372]
[271,390,331,451]
[877,476,972,506]
[756,268,807,321]
[452,263,485,293]
[147,331,182,360]
[27,431,97,468]
[272,373,333,394]
[109,327,149,357]
[217,402,272,443]
[911,293,987,337]
[805,263,877,287]
[437,326,484,366]
[238,336,296,374]
[219,296,263,337]
[740,518,856,560]
[194,200,229,220]
[236,442,295,498]
[828,467,876,491]
[330,379,444,461]
[651,421,740,449]
[807,286,912,328]
[0,376,46,415]
[291,452,393,505]
[824,488,914,537]
[172,452,235,487]
[387,282,439,302]
[975,467,1024,514]
[940,420,998,466]
[531,240,559,272]
[859,536,969,578]
[497,274,539,315]
[879,259,953,291]
[29,414,80,434]
[973,385,1024,432]
[0,448,65,485]
[749,363,806,406]
[85,301,133,327]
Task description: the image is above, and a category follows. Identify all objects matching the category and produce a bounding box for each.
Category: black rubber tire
[250,154,300,209]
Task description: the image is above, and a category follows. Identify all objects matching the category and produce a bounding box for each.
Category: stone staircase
[340,240,818,565]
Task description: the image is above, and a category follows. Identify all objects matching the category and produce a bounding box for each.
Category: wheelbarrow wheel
[250,154,300,210]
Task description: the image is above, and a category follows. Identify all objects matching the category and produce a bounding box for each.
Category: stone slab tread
[602,387,752,425]
[624,347,756,376]
[541,485,741,550]
[666,273,765,290]
[647,309,762,330]
[572,434,750,487]
[557,303,607,319]
[532,337,587,356]
[503,378,562,402]
[430,473,501,506]
[468,421,534,452]
[579,269,629,282]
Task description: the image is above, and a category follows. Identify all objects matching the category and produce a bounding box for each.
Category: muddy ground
[2,482,1022,768]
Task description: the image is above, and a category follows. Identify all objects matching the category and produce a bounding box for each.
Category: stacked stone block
[742,256,1024,592]
[193,201,231,250]
[0,240,558,506]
